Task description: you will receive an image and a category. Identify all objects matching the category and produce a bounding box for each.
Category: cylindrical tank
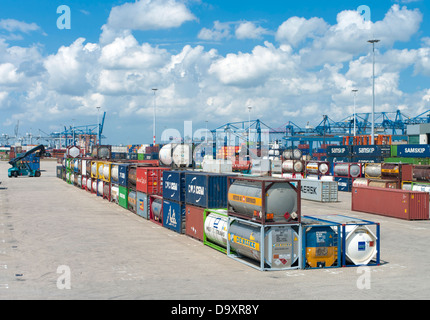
[334,163,349,176]
[381,163,399,178]
[151,197,163,221]
[349,164,361,178]
[128,167,137,186]
[111,165,119,182]
[306,162,329,175]
[228,222,300,268]
[282,160,303,173]
[344,225,378,265]
[103,164,110,181]
[86,178,92,190]
[412,184,430,193]
[91,162,97,177]
[282,150,292,160]
[353,178,369,187]
[111,185,119,202]
[292,149,302,160]
[228,180,298,222]
[413,167,430,181]
[77,175,82,187]
[204,212,228,248]
[402,183,412,191]
[97,180,103,195]
[159,144,173,166]
[82,176,87,188]
[92,180,97,193]
[365,163,381,178]
[172,144,192,167]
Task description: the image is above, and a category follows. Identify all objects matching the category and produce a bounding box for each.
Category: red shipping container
[352,186,429,220]
[136,167,168,195]
[185,204,205,242]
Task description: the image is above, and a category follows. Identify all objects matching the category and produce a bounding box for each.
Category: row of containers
[56,155,382,272]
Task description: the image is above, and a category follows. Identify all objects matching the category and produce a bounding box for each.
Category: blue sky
[0,0,429,145]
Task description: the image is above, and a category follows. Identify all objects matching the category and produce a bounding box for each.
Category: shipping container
[185,204,206,242]
[304,214,380,267]
[185,172,229,208]
[128,189,137,213]
[326,145,352,157]
[292,179,338,202]
[118,185,128,209]
[353,145,390,158]
[300,217,342,269]
[56,166,63,179]
[334,176,352,192]
[162,200,186,234]
[351,156,382,164]
[401,164,430,182]
[118,163,131,187]
[136,167,168,195]
[136,191,150,219]
[352,186,429,220]
[97,145,111,160]
[226,216,301,271]
[227,176,301,224]
[162,170,187,203]
[397,144,430,158]
[149,195,163,226]
[383,157,429,165]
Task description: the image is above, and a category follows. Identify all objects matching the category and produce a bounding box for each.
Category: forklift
[8,145,45,178]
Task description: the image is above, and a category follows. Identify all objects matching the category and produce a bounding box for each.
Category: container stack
[162,170,187,234]
[226,176,302,271]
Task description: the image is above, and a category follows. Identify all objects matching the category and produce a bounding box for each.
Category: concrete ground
[0,159,429,300]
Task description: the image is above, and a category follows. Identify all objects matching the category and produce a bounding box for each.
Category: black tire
[13,171,18,178]
[35,171,41,177]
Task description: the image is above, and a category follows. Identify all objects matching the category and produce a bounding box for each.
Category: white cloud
[0,63,23,85]
[276,17,328,47]
[0,19,40,33]
[235,21,270,40]
[106,0,196,31]
[198,21,231,41]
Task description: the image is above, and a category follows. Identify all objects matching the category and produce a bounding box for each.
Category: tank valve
[290,212,298,220]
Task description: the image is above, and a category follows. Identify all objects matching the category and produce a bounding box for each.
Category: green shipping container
[118,185,128,209]
[390,145,397,157]
[138,153,144,160]
[384,157,429,165]
[408,135,420,144]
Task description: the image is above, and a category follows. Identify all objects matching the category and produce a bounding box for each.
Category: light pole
[352,89,358,140]
[96,106,100,145]
[152,88,158,145]
[247,106,252,146]
[368,39,380,145]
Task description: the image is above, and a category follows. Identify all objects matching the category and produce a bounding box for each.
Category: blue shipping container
[351,156,381,164]
[136,191,150,219]
[353,145,390,157]
[118,164,131,187]
[327,145,352,157]
[163,200,186,234]
[397,144,430,158]
[334,177,352,192]
[163,170,186,203]
[185,172,229,208]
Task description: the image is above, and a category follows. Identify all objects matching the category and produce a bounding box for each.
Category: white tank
[91,162,97,176]
[97,180,103,194]
[151,198,163,220]
[292,149,302,160]
[86,178,92,190]
[412,184,430,193]
[111,165,119,182]
[307,162,328,175]
[365,163,381,178]
[159,144,173,166]
[82,176,87,187]
[111,185,119,202]
[92,180,97,193]
[353,178,369,187]
[103,164,110,180]
[77,175,82,187]
[204,211,229,248]
[282,160,303,173]
[172,144,193,167]
[282,150,292,160]
[344,225,378,265]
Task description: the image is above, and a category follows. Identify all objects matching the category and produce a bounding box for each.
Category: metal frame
[304,214,380,267]
[300,216,342,269]
[227,176,301,225]
[226,216,302,271]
